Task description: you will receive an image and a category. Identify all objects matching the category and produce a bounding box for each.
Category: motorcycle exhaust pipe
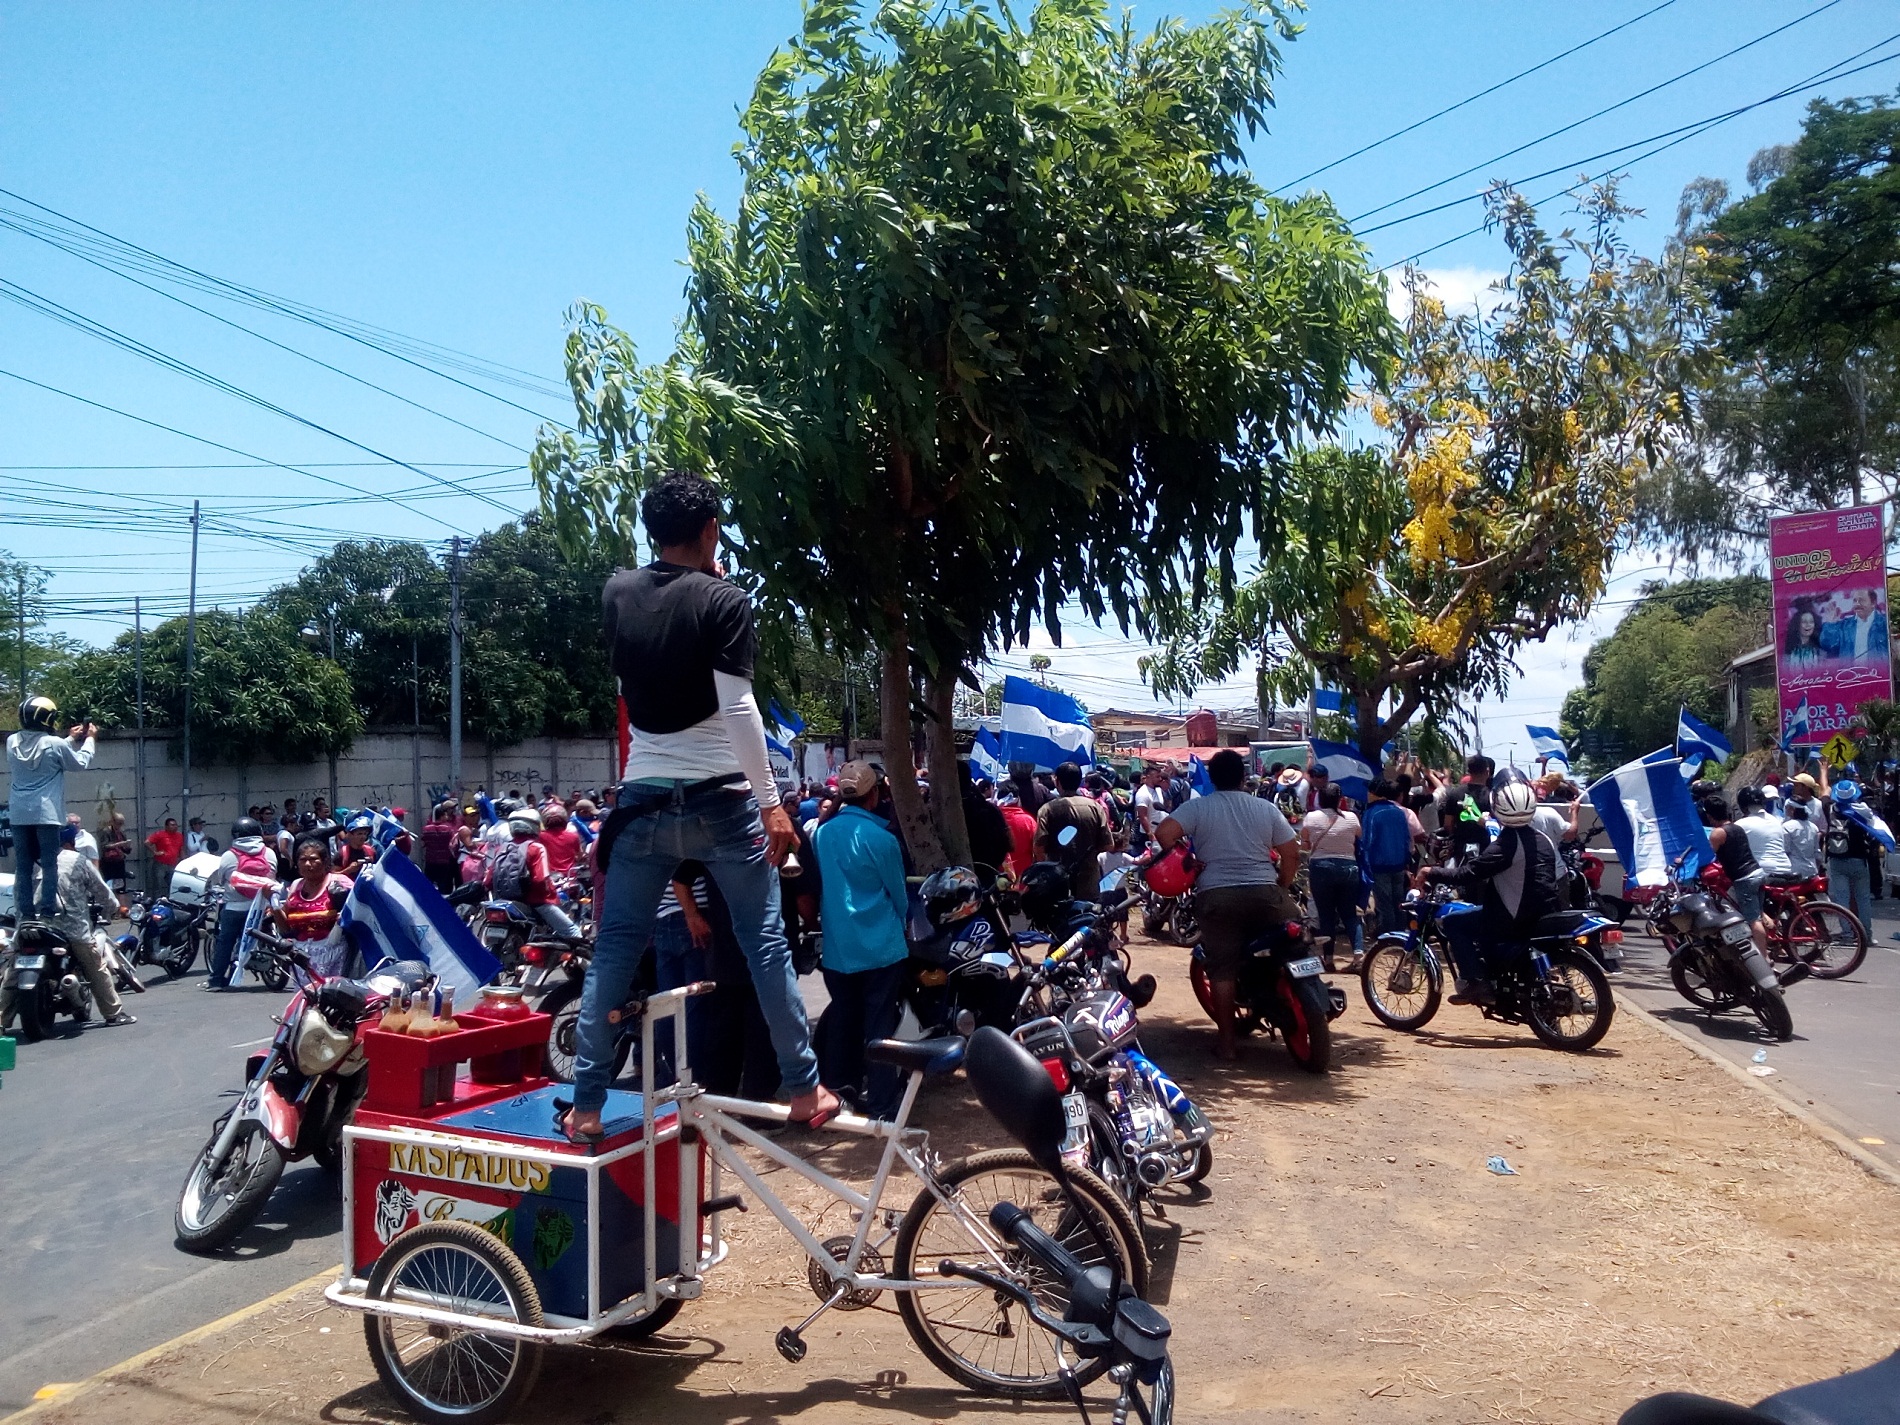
[1135,1153,1173,1188]
[59,972,84,998]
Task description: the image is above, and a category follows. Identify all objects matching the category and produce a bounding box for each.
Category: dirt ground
[31,937,1900,1425]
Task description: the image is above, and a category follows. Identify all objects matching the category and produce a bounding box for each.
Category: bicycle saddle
[1621,1350,1900,1424]
[865,1036,968,1076]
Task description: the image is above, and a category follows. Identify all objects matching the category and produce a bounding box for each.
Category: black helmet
[18,696,58,733]
[1017,862,1074,929]
[231,817,264,840]
[1688,778,1719,802]
[921,866,984,928]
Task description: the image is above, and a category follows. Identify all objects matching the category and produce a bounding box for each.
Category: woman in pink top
[1300,783,1363,971]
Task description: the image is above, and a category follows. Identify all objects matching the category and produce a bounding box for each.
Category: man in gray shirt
[5,697,95,921]
[1155,749,1302,1060]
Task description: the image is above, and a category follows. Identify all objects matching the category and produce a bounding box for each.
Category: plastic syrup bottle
[434,986,459,1035]
[407,988,441,1038]
[379,989,413,1034]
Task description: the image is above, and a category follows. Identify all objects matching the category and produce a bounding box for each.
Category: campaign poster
[1770,503,1892,746]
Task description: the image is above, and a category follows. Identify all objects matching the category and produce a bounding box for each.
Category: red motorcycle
[174,936,430,1253]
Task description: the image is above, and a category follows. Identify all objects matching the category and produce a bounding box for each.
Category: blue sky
[2,0,1892,758]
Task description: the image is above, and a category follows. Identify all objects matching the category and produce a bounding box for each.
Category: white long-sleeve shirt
[5,731,94,826]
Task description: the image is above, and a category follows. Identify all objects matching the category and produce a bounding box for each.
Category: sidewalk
[17,952,1900,1425]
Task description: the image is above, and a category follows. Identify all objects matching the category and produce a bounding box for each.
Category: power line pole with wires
[448,536,463,799]
[181,500,199,835]
[15,569,24,702]
[134,596,147,892]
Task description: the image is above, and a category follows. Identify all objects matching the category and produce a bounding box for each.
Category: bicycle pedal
[775,1326,807,1363]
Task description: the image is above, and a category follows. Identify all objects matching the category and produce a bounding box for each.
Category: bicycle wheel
[1360,936,1442,1031]
[1783,902,1867,980]
[363,1221,544,1425]
[894,1148,1147,1397]
[1526,948,1614,1053]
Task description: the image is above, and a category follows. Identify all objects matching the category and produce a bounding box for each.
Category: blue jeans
[574,785,816,1114]
[209,904,252,987]
[1309,857,1363,955]
[13,824,61,921]
[1371,870,1410,936]
[1439,904,1489,986]
[1828,856,1874,935]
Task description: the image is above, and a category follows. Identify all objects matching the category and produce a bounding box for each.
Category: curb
[0,1265,340,1425]
[1622,1001,1900,1192]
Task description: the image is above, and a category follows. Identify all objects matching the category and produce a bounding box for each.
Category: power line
[1273,0,1681,194]
[1348,0,1845,227]
[0,276,521,516]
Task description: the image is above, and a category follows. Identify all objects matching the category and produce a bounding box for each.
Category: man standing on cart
[569,472,837,1141]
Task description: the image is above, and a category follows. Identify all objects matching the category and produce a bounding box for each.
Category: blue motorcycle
[1359,889,1617,1052]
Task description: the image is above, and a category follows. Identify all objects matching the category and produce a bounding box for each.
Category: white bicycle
[327,986,1153,1425]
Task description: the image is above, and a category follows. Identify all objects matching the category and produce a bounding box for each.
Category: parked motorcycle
[909,866,1030,1036]
[1188,909,1346,1073]
[7,920,96,1041]
[1130,845,1199,946]
[1360,888,1616,1051]
[1637,863,1799,1041]
[174,936,430,1252]
[127,891,214,979]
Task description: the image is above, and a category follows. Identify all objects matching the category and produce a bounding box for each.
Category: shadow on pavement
[185,1163,343,1263]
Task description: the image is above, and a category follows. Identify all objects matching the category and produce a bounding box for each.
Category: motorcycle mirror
[1056,824,1079,848]
[963,1025,1068,1178]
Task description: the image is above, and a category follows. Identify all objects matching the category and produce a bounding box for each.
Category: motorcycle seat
[865,1035,968,1077]
[1532,911,1597,939]
[1620,1350,1900,1424]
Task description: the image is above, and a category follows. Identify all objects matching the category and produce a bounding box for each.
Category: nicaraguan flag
[341,847,501,1001]
[1779,695,1811,752]
[1313,684,1356,719]
[1676,707,1732,779]
[1839,799,1897,851]
[1526,725,1569,769]
[1586,749,1712,889]
[971,727,1006,783]
[1308,738,1374,803]
[370,807,409,850]
[765,700,803,775]
[999,675,1094,771]
[1188,755,1214,797]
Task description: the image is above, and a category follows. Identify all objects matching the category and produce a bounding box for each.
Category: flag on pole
[1676,707,1732,779]
[1586,749,1712,888]
[1779,695,1810,752]
[971,727,1006,783]
[998,675,1094,771]
[340,848,501,1002]
[1313,684,1356,719]
[1308,738,1374,803]
[765,701,803,777]
[1188,755,1214,797]
[1526,725,1569,769]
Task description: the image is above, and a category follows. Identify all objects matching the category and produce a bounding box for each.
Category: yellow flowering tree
[1146,182,1706,761]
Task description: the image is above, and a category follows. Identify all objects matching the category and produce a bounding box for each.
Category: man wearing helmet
[490,807,582,940]
[1414,779,1559,1006]
[5,697,96,922]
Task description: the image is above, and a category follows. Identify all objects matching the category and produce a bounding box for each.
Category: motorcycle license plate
[1720,922,1753,946]
[14,955,44,970]
[1062,1092,1089,1130]
[1286,956,1324,978]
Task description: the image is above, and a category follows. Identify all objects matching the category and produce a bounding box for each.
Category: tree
[1145,183,1703,760]
[1560,576,1770,771]
[534,0,1393,868]
[49,610,360,765]
[0,551,78,728]
[1642,96,1900,558]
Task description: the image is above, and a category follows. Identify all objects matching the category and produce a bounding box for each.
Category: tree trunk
[923,669,970,870]
[880,622,945,871]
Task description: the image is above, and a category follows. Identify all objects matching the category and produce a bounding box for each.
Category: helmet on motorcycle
[1832,779,1864,806]
[508,807,543,836]
[1492,780,1537,826]
[231,817,264,840]
[17,695,58,732]
[1141,844,1198,899]
[1017,862,1074,928]
[920,866,984,928]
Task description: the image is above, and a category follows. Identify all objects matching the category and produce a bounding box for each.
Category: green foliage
[1559,577,1769,765]
[0,551,79,728]
[1643,96,1900,557]
[50,610,362,765]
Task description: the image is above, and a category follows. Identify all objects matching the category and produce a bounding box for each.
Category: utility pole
[134,597,147,894]
[327,607,339,810]
[15,569,25,702]
[448,536,463,799]
[181,501,200,835]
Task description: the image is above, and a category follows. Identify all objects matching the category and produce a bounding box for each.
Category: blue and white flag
[1313,684,1356,719]
[1837,796,1897,851]
[1586,749,1713,889]
[1676,707,1732,780]
[971,727,1007,783]
[1188,755,1214,797]
[765,701,803,775]
[341,847,501,1001]
[1779,695,1811,752]
[1308,738,1374,803]
[1526,725,1569,770]
[999,675,1094,771]
[370,807,409,851]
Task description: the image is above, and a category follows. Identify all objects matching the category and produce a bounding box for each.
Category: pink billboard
[1770,503,1892,747]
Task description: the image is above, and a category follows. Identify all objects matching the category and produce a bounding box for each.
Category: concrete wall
[2,726,618,878]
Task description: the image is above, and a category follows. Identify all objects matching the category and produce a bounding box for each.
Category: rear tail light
[484,908,510,925]
[1603,929,1623,945]
[523,944,548,964]
[1039,1056,1071,1093]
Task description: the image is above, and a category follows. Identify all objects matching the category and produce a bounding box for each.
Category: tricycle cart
[327,986,1152,1425]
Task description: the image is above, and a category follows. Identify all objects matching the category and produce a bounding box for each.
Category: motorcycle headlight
[128,903,147,923]
[292,1006,354,1075]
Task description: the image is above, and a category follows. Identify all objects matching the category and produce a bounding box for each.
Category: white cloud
[1387,265,1507,321]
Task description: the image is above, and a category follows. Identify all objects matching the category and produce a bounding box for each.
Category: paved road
[1616,901,1900,1174]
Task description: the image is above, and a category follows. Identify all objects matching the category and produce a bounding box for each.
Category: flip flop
[551,1097,605,1144]
[784,1093,840,1130]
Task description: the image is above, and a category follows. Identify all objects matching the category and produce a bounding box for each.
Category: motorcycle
[907,868,1030,1037]
[7,920,96,1041]
[1188,909,1347,1073]
[174,936,430,1253]
[1130,846,1199,946]
[127,891,214,978]
[1359,888,1616,1051]
[1637,862,1799,1041]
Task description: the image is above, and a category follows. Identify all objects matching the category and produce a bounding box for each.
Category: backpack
[1826,818,1858,860]
[489,840,529,900]
[229,846,279,900]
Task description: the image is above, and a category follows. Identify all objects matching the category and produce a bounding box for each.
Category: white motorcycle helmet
[1492,780,1537,827]
[507,807,543,837]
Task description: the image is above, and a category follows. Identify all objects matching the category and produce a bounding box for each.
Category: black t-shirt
[602,563,757,734]
[1438,781,1493,849]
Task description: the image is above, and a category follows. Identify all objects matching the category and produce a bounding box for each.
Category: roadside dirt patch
[36,940,1900,1424]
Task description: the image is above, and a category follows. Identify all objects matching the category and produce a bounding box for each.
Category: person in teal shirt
[811,761,909,1117]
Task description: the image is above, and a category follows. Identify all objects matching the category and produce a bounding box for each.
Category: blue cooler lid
[434,1084,672,1147]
